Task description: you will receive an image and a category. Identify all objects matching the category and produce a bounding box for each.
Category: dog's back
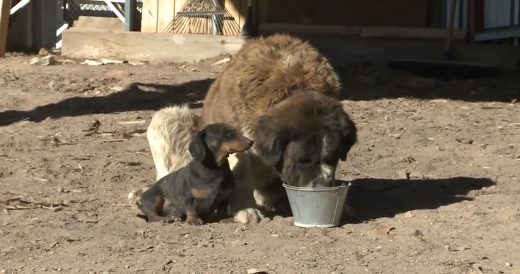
[201,34,342,131]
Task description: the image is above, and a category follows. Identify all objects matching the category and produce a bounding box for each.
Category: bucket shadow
[337,177,494,224]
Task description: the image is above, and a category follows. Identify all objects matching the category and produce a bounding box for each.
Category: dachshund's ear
[254,116,293,166]
[338,112,357,161]
[189,131,206,162]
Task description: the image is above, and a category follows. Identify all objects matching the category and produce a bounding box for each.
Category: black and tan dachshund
[139,123,253,225]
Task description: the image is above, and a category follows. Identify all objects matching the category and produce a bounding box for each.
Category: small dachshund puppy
[139,123,253,225]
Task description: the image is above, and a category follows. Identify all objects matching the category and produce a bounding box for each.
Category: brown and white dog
[131,34,357,223]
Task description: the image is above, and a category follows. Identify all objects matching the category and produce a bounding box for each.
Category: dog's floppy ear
[189,131,206,162]
[254,115,293,166]
[338,112,357,161]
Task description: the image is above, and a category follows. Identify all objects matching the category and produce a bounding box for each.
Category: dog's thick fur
[138,123,253,225]
[148,105,200,180]
[138,34,357,223]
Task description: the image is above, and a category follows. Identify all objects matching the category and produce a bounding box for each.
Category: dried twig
[0,196,68,211]
[101,139,126,143]
[82,219,99,224]
[117,120,146,125]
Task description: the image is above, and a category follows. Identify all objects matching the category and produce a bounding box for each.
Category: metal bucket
[283,183,350,228]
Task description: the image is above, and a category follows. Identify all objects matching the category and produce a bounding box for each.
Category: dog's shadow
[338,176,494,223]
[0,80,212,126]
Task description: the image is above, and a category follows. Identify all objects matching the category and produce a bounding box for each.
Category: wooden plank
[225,0,243,28]
[62,29,246,62]
[267,0,428,27]
[224,0,248,34]
[73,17,124,31]
[475,26,520,41]
[259,23,360,36]
[222,0,235,33]
[0,0,10,57]
[468,0,477,41]
[445,0,458,55]
[360,26,466,40]
[140,0,155,32]
[258,0,267,24]
[157,0,175,32]
[142,0,178,33]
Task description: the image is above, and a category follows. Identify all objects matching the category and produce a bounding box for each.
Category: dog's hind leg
[183,198,204,226]
[140,194,166,223]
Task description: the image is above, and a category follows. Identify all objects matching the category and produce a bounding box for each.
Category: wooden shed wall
[265,0,430,27]
[141,0,248,33]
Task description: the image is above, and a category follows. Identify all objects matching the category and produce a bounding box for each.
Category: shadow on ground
[294,34,520,102]
[338,176,494,224]
[132,176,494,225]
[333,67,520,102]
[0,79,212,127]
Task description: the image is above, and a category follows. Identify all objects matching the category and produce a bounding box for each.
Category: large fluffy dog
[141,34,357,223]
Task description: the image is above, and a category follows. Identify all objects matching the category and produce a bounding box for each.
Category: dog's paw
[162,216,182,224]
[186,217,204,226]
[233,208,265,224]
[127,191,140,208]
[128,185,150,210]
[146,215,165,223]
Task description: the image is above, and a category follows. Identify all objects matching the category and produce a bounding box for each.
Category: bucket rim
[293,222,337,228]
[282,182,351,192]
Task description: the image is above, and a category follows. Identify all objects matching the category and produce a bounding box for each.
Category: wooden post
[125,0,136,31]
[0,0,11,57]
[258,0,268,25]
[444,0,458,59]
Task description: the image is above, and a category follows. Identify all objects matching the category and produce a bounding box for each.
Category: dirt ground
[0,52,519,274]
